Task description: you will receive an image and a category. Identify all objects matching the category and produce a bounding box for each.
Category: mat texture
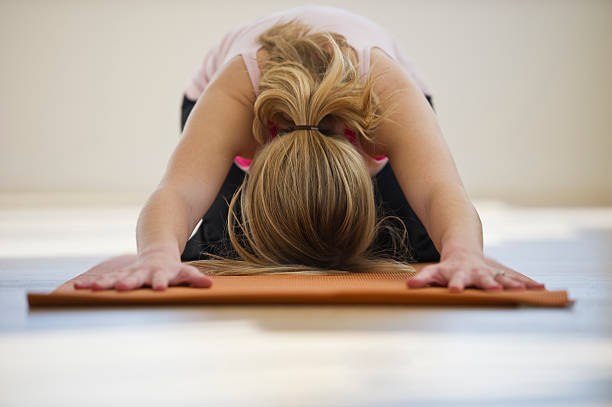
[27,263,573,308]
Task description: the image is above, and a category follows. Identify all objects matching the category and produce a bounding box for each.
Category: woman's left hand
[406,247,546,292]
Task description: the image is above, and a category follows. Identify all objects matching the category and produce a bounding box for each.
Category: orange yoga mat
[27,263,573,308]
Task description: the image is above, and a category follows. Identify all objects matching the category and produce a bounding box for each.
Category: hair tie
[277,124,331,137]
[289,125,319,131]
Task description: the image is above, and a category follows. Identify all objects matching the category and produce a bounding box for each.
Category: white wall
[1,0,610,206]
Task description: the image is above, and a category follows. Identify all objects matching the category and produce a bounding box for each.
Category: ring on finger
[493,270,525,288]
[493,269,506,279]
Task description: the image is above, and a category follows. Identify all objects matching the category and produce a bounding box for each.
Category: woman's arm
[368,48,545,292]
[76,55,259,291]
[140,55,259,259]
[368,49,481,260]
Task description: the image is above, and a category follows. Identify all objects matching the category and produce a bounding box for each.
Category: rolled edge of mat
[27,290,572,308]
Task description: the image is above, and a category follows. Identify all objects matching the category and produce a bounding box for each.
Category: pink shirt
[184,5,431,174]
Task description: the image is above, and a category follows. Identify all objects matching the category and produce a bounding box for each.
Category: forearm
[423,182,483,259]
[136,188,193,261]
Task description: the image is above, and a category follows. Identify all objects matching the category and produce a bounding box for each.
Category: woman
[75,5,545,292]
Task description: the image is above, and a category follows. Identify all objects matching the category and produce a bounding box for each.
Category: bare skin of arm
[150,55,259,254]
[364,47,545,292]
[75,55,259,291]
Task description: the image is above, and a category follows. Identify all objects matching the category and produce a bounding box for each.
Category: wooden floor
[0,199,611,407]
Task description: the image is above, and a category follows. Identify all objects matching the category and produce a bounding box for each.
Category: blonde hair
[188,18,415,276]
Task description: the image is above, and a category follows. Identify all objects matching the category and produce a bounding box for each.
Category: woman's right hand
[73,252,213,291]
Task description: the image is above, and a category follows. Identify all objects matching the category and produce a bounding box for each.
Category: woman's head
[231,128,376,269]
[190,18,414,275]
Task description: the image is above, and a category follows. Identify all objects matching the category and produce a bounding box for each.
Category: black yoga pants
[178,93,440,263]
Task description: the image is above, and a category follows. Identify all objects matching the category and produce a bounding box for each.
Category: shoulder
[361,47,434,158]
[210,54,257,108]
[186,54,259,158]
[360,47,409,157]
[368,47,414,96]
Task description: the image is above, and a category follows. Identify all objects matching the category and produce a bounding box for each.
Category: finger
[115,268,150,291]
[495,275,526,290]
[524,280,546,290]
[477,272,502,291]
[508,273,546,289]
[90,267,132,290]
[406,265,443,288]
[181,266,213,288]
[91,274,120,290]
[448,271,468,293]
[74,277,95,289]
[496,267,546,289]
[151,270,169,291]
[169,266,212,288]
